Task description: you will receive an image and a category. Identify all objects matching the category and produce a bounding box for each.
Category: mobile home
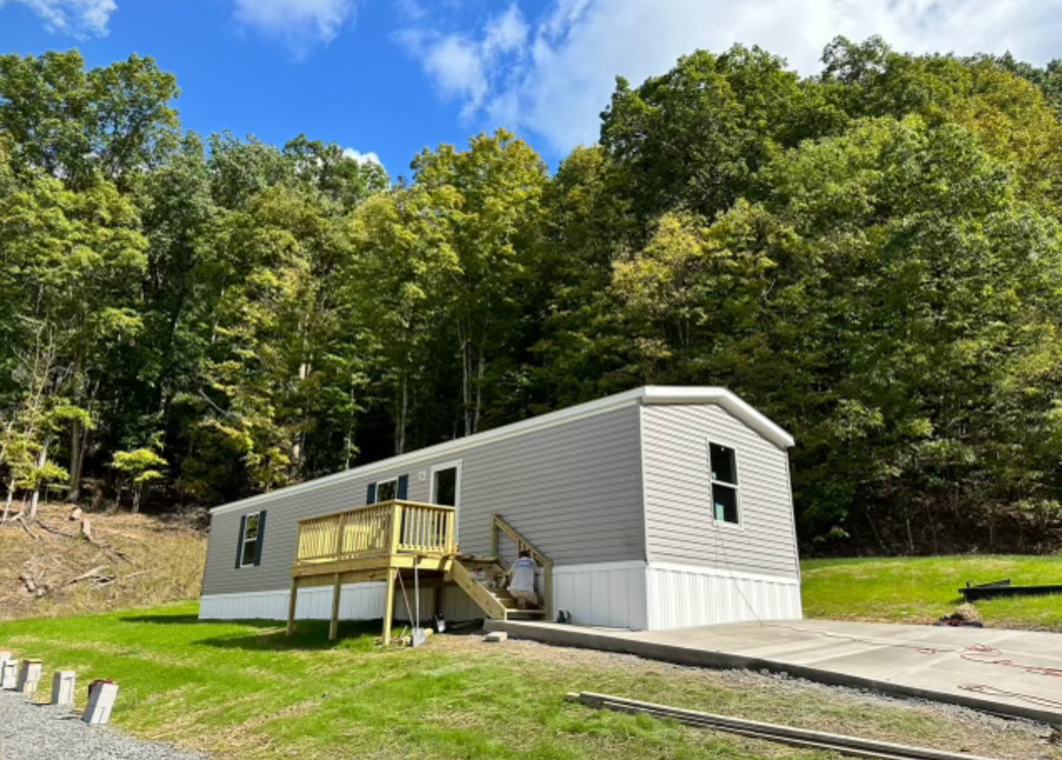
[200,386,802,634]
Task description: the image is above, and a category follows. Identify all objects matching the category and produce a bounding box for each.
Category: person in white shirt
[507,550,539,609]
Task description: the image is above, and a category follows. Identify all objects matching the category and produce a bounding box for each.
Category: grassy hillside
[802,555,1062,631]
[1,603,1057,760]
[0,505,206,621]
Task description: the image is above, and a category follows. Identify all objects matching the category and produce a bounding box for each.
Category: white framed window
[708,442,740,525]
[238,511,263,568]
[429,461,461,508]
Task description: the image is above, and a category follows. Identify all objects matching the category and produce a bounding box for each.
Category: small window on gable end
[240,512,260,567]
[709,443,739,525]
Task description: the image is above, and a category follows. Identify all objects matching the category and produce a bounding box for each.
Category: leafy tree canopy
[2,40,1062,554]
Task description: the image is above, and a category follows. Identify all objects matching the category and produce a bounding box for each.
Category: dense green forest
[3,38,1062,555]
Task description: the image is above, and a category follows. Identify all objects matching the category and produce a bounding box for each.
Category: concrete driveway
[485,618,1062,725]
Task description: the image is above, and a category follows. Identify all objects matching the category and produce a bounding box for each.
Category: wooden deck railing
[295,500,457,566]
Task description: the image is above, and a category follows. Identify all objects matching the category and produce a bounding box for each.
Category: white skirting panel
[646,562,802,631]
[200,583,486,623]
[201,563,802,632]
[553,561,648,630]
[200,584,388,622]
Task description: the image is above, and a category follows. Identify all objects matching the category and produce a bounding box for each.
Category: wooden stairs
[450,557,548,621]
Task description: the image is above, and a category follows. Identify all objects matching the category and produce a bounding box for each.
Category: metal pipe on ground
[567,692,1003,760]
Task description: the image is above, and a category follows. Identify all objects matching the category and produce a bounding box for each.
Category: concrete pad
[485,619,1062,725]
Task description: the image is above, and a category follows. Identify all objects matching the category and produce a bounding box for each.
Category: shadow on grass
[195,619,386,652]
[119,612,475,652]
[118,614,238,626]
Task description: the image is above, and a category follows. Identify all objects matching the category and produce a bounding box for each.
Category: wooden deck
[288,501,551,644]
[289,500,457,643]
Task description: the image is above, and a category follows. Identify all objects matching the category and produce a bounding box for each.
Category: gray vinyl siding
[641,404,800,579]
[202,403,646,597]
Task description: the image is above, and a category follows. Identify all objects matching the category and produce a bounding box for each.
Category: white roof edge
[209,385,793,517]
[639,386,796,449]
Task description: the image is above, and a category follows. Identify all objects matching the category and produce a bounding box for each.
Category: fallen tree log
[61,565,115,588]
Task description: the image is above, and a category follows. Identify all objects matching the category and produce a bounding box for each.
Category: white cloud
[482,3,529,59]
[399,0,1062,154]
[342,148,382,167]
[0,0,116,37]
[425,35,489,113]
[233,0,357,52]
[398,3,527,117]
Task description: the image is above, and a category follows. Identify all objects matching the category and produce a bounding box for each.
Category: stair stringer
[449,559,509,620]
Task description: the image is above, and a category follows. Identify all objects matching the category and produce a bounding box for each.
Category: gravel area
[0,689,210,760]
[455,636,1062,755]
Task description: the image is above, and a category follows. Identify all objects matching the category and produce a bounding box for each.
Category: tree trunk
[29,488,41,523]
[460,326,472,437]
[27,448,46,523]
[67,418,84,502]
[292,361,311,479]
[473,346,484,435]
[2,479,13,522]
[344,384,356,470]
[904,509,914,555]
[396,373,408,455]
[132,486,141,514]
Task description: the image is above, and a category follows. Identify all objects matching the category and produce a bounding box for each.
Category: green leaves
[0,51,179,189]
[603,94,1062,550]
[3,38,1062,552]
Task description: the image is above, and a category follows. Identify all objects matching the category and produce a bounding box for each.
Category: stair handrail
[491,513,554,619]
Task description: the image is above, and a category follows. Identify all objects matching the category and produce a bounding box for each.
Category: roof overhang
[637,386,795,449]
[210,385,793,516]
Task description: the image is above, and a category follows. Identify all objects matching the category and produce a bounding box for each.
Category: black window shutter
[235,514,247,568]
[366,482,377,505]
[397,474,409,500]
[254,511,267,566]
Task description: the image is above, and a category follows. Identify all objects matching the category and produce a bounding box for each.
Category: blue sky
[3,0,1062,179]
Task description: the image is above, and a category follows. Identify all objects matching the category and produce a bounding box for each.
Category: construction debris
[16,660,43,697]
[82,680,119,726]
[960,578,1062,603]
[937,603,983,627]
[567,692,1004,760]
[484,631,508,643]
[52,671,77,707]
[1,659,18,689]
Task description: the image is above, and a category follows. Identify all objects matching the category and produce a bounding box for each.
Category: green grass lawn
[802,555,1062,630]
[2,603,1058,760]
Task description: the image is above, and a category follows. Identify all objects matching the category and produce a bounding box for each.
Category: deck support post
[329,572,342,641]
[382,566,397,646]
[544,565,554,622]
[287,577,299,636]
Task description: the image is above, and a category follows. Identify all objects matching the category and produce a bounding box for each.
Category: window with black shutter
[237,511,264,567]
